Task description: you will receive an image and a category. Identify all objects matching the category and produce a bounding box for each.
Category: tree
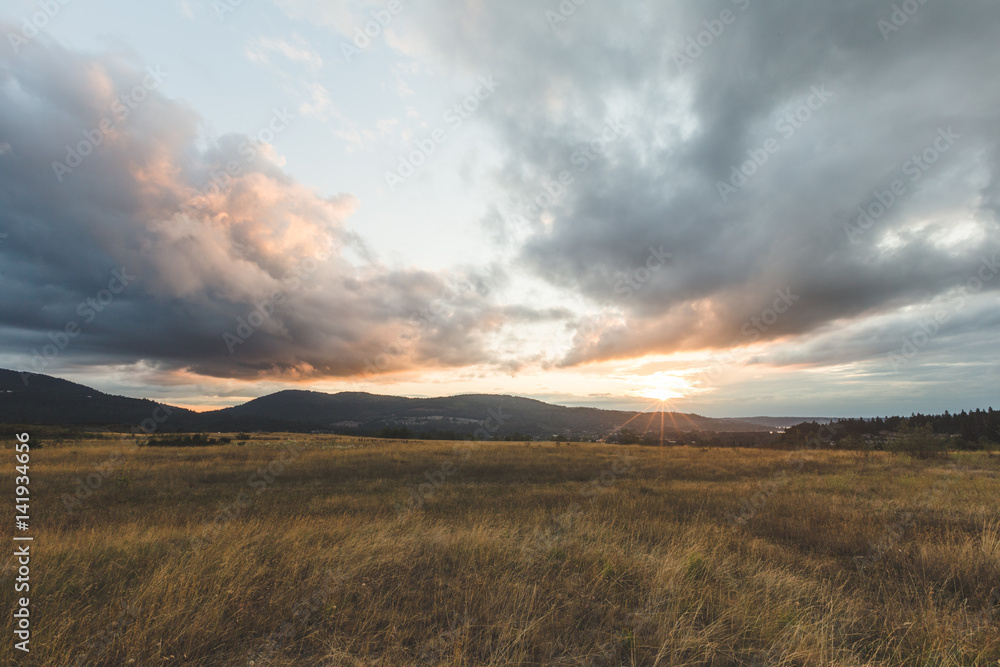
[889,420,944,459]
[610,428,641,445]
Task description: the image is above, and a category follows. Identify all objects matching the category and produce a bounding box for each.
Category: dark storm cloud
[0,32,524,380]
[3,1,999,390]
[400,0,1000,366]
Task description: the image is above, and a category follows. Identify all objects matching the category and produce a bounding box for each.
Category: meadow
[2,434,998,666]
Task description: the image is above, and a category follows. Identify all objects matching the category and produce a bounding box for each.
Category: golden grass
[2,435,998,665]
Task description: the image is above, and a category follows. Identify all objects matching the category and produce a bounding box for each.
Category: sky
[0,0,998,418]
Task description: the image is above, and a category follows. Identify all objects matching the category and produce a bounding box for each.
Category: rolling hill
[0,369,815,438]
[0,369,199,428]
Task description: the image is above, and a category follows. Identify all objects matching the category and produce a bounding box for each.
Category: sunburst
[633,371,696,402]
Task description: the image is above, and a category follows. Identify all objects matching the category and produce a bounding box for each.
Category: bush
[142,433,229,447]
[888,421,945,459]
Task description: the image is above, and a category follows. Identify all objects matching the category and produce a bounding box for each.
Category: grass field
[2,434,999,666]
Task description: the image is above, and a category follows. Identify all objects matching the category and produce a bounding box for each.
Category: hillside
[198,389,777,437]
[0,369,793,437]
[0,369,198,428]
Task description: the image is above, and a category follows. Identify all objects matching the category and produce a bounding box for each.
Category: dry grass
[2,435,999,665]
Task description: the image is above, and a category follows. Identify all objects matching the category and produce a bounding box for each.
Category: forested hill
[3,369,995,445]
[783,409,1000,446]
[1,369,778,437]
[0,369,198,427]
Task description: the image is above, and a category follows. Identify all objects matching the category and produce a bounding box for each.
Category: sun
[632,371,697,402]
[638,386,685,401]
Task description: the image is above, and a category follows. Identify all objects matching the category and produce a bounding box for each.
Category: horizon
[2,1,999,417]
[6,367,995,422]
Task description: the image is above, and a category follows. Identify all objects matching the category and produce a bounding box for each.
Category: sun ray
[615,399,663,431]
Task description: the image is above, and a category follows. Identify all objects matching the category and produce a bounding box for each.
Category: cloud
[298,82,337,120]
[3,1,1000,412]
[270,0,369,37]
[382,0,1000,369]
[0,31,512,381]
[245,35,324,70]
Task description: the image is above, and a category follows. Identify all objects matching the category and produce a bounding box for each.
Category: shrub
[142,433,230,447]
[888,421,945,459]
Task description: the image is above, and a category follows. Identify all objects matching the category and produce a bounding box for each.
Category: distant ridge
[0,369,822,437]
[0,369,199,427]
[717,416,835,429]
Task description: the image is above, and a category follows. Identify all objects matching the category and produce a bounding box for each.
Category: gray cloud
[0,32,522,381]
[394,0,1000,368]
[3,0,1000,408]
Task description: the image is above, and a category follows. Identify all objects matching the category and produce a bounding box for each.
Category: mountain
[0,369,199,428]
[189,390,786,437]
[0,369,810,438]
[717,416,834,429]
